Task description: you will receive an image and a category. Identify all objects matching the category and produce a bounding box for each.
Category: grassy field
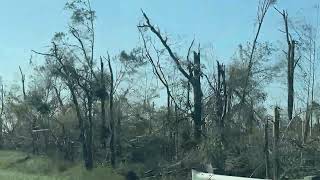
[0,150,124,180]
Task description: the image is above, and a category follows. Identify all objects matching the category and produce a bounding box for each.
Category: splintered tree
[107,55,116,167]
[99,57,108,149]
[275,9,297,123]
[216,62,227,145]
[139,11,203,141]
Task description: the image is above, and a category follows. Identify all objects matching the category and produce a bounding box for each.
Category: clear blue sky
[0,0,318,97]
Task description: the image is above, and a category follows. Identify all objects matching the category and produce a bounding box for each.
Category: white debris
[192,169,270,180]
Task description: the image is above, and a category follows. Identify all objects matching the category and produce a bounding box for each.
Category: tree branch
[139,10,191,80]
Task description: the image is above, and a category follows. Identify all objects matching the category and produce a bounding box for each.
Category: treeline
[0,0,320,179]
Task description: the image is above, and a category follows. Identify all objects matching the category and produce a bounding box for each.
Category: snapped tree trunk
[287,41,295,122]
[216,61,227,145]
[100,58,107,149]
[108,58,116,168]
[278,9,295,122]
[192,51,202,141]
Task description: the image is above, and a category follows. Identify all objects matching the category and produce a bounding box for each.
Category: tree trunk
[174,104,179,160]
[68,84,91,169]
[287,42,294,122]
[116,100,122,157]
[216,61,227,145]
[108,58,116,168]
[280,10,295,122]
[273,107,280,180]
[0,85,4,148]
[193,51,202,141]
[304,104,311,143]
[265,118,269,179]
[19,66,26,100]
[85,92,94,170]
[100,59,107,149]
[44,115,49,154]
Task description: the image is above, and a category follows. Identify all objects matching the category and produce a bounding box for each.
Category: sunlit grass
[0,169,64,180]
[0,150,124,180]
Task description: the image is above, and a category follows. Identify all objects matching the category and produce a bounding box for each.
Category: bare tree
[106,55,116,167]
[99,57,108,150]
[139,11,203,140]
[275,8,298,125]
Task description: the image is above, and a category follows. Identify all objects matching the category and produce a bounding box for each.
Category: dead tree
[201,61,228,171]
[215,61,227,145]
[139,11,203,140]
[275,9,297,124]
[106,55,116,167]
[139,29,172,131]
[99,57,108,149]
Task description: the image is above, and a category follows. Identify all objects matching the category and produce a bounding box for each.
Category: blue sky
[0,0,319,105]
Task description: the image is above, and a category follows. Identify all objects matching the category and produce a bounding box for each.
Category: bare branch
[139,10,191,80]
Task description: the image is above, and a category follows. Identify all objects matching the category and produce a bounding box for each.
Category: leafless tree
[139,10,203,140]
